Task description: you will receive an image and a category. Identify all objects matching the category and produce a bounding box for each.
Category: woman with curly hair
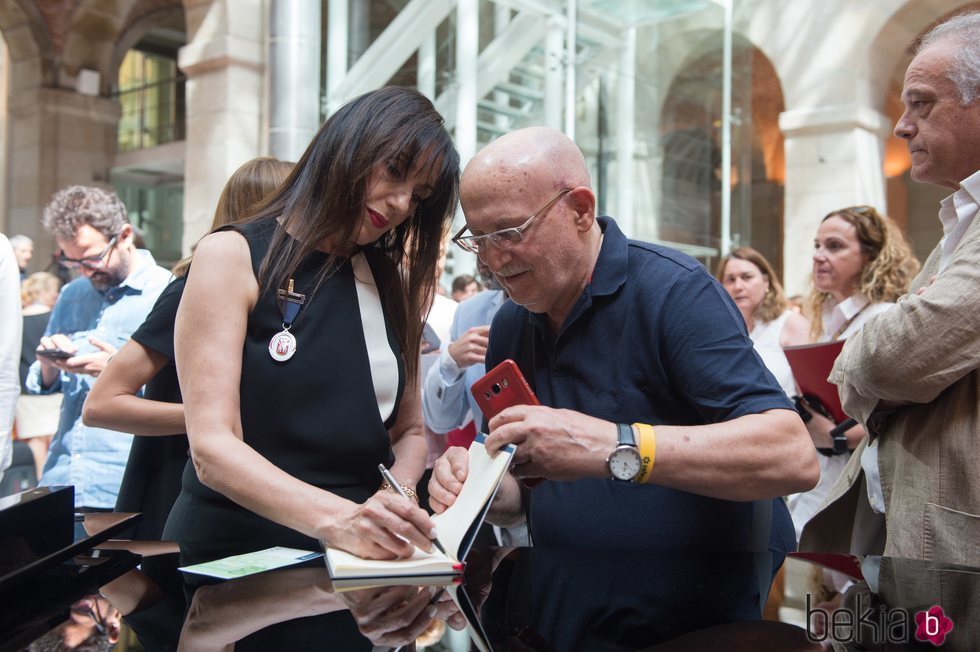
[716,247,809,397]
[791,205,919,539]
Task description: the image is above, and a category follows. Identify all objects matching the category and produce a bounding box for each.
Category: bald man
[429,127,817,567]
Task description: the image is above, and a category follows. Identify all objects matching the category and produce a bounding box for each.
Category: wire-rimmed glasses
[452,188,572,254]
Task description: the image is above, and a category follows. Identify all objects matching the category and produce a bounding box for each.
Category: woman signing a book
[163,87,460,566]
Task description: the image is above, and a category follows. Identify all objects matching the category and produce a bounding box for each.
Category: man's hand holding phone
[36,334,118,380]
[36,334,78,383]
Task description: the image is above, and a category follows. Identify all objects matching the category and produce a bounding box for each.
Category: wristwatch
[607,423,642,482]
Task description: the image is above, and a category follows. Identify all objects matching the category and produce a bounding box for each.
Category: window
[116,49,186,152]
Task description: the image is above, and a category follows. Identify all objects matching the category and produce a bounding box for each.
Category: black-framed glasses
[56,234,119,269]
[452,188,572,254]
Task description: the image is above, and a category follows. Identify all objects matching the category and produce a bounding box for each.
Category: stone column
[178,0,264,253]
[269,0,320,161]
[778,104,891,295]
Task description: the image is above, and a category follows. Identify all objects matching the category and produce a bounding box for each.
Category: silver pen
[377,463,450,557]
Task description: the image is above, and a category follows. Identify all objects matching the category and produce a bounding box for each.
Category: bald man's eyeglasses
[452,188,571,254]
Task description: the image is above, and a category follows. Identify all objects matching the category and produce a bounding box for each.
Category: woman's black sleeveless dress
[163,218,406,565]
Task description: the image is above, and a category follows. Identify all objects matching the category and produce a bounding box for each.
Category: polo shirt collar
[530,216,627,336]
[589,216,629,298]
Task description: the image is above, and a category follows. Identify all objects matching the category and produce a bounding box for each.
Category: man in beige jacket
[800,12,980,566]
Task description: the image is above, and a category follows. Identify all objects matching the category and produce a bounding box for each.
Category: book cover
[784,340,848,424]
[324,434,515,582]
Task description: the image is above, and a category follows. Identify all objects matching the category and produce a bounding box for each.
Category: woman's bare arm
[83,340,183,435]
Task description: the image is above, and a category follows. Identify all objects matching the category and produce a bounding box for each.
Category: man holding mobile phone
[422,259,505,434]
[24,186,171,511]
[430,127,818,577]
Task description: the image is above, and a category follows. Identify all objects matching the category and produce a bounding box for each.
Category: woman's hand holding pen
[322,492,438,560]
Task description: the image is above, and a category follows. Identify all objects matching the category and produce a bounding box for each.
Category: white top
[0,235,21,477]
[819,294,893,343]
[426,293,458,347]
[788,294,894,540]
[749,311,796,397]
[352,252,399,423]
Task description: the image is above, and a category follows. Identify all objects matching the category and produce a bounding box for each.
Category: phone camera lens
[491,383,501,395]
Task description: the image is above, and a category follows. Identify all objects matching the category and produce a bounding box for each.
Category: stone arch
[0,0,51,90]
[59,0,141,94]
[655,31,787,276]
[110,1,187,94]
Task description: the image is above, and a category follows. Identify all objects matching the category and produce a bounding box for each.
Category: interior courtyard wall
[1,0,58,268]
[178,0,264,251]
[746,0,980,294]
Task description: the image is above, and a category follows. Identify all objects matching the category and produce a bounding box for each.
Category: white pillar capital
[779,104,892,140]
[779,103,892,295]
[178,35,264,78]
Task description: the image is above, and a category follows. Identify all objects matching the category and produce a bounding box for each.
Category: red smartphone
[471,359,540,420]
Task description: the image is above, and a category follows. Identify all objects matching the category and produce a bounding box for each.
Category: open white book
[324,434,514,582]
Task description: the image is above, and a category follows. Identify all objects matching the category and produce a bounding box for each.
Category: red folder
[787,552,864,581]
[784,340,848,423]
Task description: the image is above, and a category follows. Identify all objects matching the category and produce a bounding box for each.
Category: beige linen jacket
[800,206,980,566]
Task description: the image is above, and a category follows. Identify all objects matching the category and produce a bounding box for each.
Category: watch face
[608,446,642,481]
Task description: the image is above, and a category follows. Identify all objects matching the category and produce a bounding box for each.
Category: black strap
[830,418,858,454]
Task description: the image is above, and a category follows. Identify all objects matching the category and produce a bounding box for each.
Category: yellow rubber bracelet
[633,423,656,484]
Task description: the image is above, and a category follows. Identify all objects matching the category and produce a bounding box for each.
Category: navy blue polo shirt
[487,216,796,551]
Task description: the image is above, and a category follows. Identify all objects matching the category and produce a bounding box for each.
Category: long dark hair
[248,87,460,379]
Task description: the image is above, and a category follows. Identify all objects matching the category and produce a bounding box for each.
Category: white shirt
[820,294,893,343]
[748,311,796,397]
[0,235,23,478]
[938,169,980,273]
[788,294,892,539]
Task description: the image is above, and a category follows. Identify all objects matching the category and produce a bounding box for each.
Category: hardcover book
[324,434,515,582]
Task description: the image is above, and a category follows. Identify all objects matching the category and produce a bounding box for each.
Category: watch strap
[829,417,857,454]
[616,422,636,447]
